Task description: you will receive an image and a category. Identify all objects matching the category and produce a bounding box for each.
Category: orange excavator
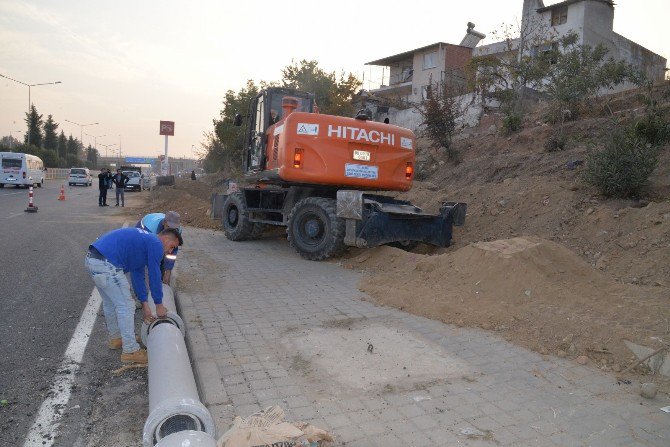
[221,87,466,260]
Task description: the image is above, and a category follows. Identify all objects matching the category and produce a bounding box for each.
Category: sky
[0,0,668,159]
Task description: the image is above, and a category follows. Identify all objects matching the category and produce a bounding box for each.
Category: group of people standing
[85,211,184,364]
[98,168,129,207]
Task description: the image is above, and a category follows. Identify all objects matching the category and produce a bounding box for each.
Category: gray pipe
[141,283,185,345]
[154,430,217,447]
[142,321,215,445]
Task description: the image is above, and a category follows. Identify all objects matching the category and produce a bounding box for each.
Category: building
[365,24,484,106]
[476,0,667,86]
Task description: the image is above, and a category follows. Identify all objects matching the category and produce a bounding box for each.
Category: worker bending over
[85,227,181,363]
[136,211,183,285]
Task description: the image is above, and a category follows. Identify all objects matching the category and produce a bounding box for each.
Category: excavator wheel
[287,197,345,261]
[222,192,262,241]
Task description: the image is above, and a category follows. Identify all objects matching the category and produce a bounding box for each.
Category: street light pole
[0,73,62,147]
[9,130,23,151]
[64,120,99,150]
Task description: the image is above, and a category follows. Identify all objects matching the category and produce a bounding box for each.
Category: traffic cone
[58,184,66,201]
[24,186,38,213]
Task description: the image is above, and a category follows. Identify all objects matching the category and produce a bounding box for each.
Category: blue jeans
[115,187,125,206]
[85,256,140,354]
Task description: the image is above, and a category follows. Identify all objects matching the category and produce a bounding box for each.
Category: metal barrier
[44,168,70,180]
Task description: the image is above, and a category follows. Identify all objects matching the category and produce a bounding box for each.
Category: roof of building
[537,0,614,13]
[365,42,470,66]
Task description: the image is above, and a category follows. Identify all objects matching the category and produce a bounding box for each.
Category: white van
[68,167,93,186]
[0,152,45,188]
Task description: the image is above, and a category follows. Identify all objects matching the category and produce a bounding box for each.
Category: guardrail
[44,168,70,180]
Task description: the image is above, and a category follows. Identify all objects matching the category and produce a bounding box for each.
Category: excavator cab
[242,88,313,173]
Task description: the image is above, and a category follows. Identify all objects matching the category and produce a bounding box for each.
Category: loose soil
[150,82,670,388]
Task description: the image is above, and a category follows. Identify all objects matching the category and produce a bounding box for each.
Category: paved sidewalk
[176,227,669,446]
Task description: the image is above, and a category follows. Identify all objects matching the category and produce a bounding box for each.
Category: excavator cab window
[243,88,314,173]
[248,95,265,170]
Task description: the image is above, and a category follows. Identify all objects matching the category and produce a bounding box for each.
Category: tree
[86,145,99,167]
[541,32,641,122]
[467,19,553,133]
[57,131,68,165]
[204,80,261,174]
[281,60,361,116]
[40,149,59,168]
[24,104,44,147]
[43,115,59,152]
[0,135,22,150]
[417,76,468,162]
[66,134,80,166]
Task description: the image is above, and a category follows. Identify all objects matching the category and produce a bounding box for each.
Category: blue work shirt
[136,213,178,271]
[91,227,164,304]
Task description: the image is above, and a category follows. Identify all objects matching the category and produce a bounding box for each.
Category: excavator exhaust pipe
[142,285,215,446]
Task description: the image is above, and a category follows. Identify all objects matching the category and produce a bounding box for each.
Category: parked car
[123,170,142,191]
[68,167,92,186]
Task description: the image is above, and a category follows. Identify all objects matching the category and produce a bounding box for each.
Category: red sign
[160,121,175,136]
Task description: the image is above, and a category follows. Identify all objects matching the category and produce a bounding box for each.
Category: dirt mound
[124,180,221,230]
[355,236,669,376]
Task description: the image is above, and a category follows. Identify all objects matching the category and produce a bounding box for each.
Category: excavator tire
[287,197,345,261]
[222,192,259,241]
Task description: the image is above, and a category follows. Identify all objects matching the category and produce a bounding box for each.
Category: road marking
[0,191,26,195]
[22,288,101,447]
[22,221,129,447]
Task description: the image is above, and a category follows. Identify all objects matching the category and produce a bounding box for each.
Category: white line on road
[22,221,129,447]
[0,191,26,195]
[22,288,101,447]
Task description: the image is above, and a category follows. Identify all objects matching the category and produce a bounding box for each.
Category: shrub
[630,114,670,147]
[583,131,659,198]
[544,133,567,152]
[502,113,522,135]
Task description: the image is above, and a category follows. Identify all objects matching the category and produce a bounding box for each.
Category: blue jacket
[136,213,178,270]
[91,227,164,304]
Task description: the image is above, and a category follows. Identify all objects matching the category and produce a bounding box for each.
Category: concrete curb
[171,270,230,434]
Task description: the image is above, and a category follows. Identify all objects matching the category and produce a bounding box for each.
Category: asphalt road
[0,181,147,446]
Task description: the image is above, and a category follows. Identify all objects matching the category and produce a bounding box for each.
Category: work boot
[108,336,142,350]
[121,348,147,364]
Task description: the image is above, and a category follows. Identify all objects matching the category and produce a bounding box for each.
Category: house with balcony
[365,23,484,106]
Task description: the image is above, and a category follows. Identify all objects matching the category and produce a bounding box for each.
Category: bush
[583,131,659,198]
[630,114,670,147]
[502,113,522,135]
[544,133,567,152]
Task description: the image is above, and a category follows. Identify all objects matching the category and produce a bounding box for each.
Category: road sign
[159,121,175,136]
[125,157,156,164]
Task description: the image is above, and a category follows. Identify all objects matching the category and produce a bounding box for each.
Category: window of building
[551,5,568,26]
[423,51,437,70]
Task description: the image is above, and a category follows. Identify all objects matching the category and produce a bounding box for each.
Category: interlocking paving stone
[178,228,670,446]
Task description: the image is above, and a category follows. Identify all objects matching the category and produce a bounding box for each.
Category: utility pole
[0,74,61,147]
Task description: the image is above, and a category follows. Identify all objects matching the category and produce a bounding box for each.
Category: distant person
[85,227,181,363]
[136,211,183,285]
[190,170,196,181]
[98,168,112,206]
[112,169,129,207]
[384,117,390,124]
